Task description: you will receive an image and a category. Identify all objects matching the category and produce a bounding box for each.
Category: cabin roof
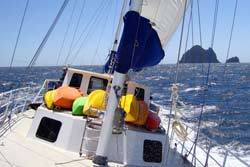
[67,68,112,80]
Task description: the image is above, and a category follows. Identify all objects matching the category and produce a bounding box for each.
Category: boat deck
[0,110,194,167]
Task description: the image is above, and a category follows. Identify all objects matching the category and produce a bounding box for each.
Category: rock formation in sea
[226,56,240,63]
[179,45,220,63]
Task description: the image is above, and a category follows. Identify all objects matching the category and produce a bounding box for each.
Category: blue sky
[0,0,249,67]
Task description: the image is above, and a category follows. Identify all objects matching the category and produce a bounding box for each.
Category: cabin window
[69,73,82,88]
[36,117,62,143]
[87,77,108,94]
[143,140,162,163]
[134,87,145,100]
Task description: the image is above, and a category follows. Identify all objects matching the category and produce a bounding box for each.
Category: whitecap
[183,86,204,92]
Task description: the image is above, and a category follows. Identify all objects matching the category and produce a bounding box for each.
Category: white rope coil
[170,84,188,141]
[172,120,188,141]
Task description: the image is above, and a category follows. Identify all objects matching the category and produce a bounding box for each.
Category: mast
[93,0,143,165]
[112,0,128,52]
[107,0,128,74]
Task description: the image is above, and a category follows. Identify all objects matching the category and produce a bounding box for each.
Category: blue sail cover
[104,51,117,73]
[115,11,165,74]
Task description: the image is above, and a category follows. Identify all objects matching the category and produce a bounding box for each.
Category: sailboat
[0,0,249,167]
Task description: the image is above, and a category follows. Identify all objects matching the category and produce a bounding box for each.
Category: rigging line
[204,0,219,82]
[166,0,188,136]
[65,0,106,63]
[224,0,238,72]
[129,7,142,71]
[107,0,128,74]
[190,0,220,162]
[211,0,219,48]
[196,0,205,84]
[28,0,70,67]
[64,0,105,65]
[191,1,194,47]
[196,0,202,47]
[69,1,108,65]
[9,0,30,68]
[111,0,118,46]
[218,0,238,144]
[91,0,113,65]
[184,0,193,53]
[164,1,189,166]
[174,0,188,84]
[56,0,78,66]
[0,150,13,167]
[63,0,86,65]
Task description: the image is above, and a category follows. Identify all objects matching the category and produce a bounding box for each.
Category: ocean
[1,63,250,155]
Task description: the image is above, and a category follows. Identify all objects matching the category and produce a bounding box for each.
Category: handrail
[0,79,59,128]
[32,79,59,103]
[170,120,250,167]
[0,87,34,96]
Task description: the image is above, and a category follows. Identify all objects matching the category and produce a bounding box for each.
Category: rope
[172,121,188,141]
[111,0,118,45]
[163,3,189,166]
[191,1,194,47]
[191,0,220,164]
[71,2,109,65]
[196,0,206,87]
[28,0,70,67]
[129,8,142,71]
[55,156,92,165]
[196,0,203,47]
[211,0,219,48]
[166,0,188,136]
[67,0,107,65]
[91,0,113,65]
[64,0,87,65]
[64,0,106,64]
[9,0,30,68]
[218,0,239,146]
[56,0,78,66]
[107,0,128,74]
[224,0,238,72]
[174,0,188,84]
[184,0,193,53]
[0,150,13,167]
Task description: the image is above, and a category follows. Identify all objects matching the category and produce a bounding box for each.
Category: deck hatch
[36,117,62,142]
[143,139,162,163]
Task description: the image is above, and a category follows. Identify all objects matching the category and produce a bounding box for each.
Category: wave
[1,82,12,86]
[183,86,204,92]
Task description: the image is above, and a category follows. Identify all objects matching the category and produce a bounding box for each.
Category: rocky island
[226,56,240,63]
[179,45,220,63]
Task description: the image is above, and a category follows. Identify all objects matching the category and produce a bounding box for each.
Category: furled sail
[106,0,189,74]
[116,11,164,73]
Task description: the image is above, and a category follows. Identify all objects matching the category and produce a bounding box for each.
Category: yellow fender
[44,90,56,109]
[83,90,107,117]
[120,94,139,122]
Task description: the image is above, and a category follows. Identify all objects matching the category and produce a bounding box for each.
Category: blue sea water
[0,64,249,153]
